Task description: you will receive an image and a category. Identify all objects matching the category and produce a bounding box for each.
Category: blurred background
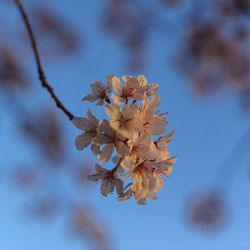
[1,0,250,249]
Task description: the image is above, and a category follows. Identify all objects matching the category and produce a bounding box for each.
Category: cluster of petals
[73,74,177,205]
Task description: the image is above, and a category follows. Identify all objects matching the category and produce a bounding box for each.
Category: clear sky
[1,1,250,250]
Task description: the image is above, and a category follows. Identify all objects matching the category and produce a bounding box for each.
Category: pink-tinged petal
[146,83,160,96]
[117,189,133,201]
[123,76,139,89]
[99,143,114,163]
[157,130,173,150]
[87,174,102,181]
[154,176,164,192]
[87,109,99,126]
[82,94,99,102]
[91,81,104,96]
[72,117,90,130]
[112,156,121,165]
[135,196,147,205]
[112,76,123,95]
[92,133,110,145]
[131,118,145,133]
[149,192,158,200]
[101,178,115,197]
[122,75,138,85]
[142,147,156,161]
[96,99,105,106]
[149,116,167,136]
[105,103,120,120]
[136,133,152,145]
[165,128,175,138]
[110,120,122,132]
[74,133,92,150]
[115,141,130,158]
[114,178,124,196]
[111,93,125,104]
[99,119,114,136]
[105,74,113,93]
[95,164,108,173]
[150,94,161,108]
[122,171,132,178]
[132,92,144,101]
[137,75,148,86]
[156,157,177,172]
[121,156,134,169]
[90,143,100,155]
[122,103,138,119]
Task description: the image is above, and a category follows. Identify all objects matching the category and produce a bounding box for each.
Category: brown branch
[14,0,74,121]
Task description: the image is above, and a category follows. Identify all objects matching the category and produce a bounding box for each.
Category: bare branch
[14,0,74,121]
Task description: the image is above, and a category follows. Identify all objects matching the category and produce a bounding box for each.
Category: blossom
[72,109,99,150]
[92,119,130,163]
[111,75,159,104]
[121,133,155,170]
[136,75,160,98]
[151,129,175,162]
[73,74,177,205]
[105,103,144,138]
[122,157,177,204]
[139,94,167,136]
[82,75,112,106]
[88,164,124,197]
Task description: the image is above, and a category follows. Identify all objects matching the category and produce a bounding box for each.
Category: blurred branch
[216,125,250,190]
[14,0,74,121]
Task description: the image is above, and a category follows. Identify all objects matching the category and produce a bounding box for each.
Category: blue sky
[1,0,250,250]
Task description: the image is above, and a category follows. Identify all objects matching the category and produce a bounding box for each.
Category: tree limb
[14,0,74,121]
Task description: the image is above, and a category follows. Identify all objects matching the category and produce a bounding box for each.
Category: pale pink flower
[82,75,113,106]
[121,133,155,170]
[111,75,140,104]
[111,75,159,104]
[139,94,167,136]
[136,75,160,98]
[151,129,175,162]
[72,109,99,150]
[105,103,144,138]
[74,74,177,205]
[92,119,130,163]
[87,164,124,197]
[122,157,177,204]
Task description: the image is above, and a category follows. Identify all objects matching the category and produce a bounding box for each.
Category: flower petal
[105,103,120,120]
[95,164,108,173]
[112,76,123,95]
[91,143,100,155]
[72,117,90,130]
[137,75,148,86]
[114,178,124,196]
[87,109,99,126]
[105,74,113,93]
[99,143,114,163]
[156,157,177,172]
[82,94,99,102]
[74,133,92,150]
[111,93,125,104]
[149,192,158,200]
[96,99,105,106]
[117,189,133,202]
[101,178,115,197]
[135,196,147,205]
[115,141,130,158]
[91,81,104,96]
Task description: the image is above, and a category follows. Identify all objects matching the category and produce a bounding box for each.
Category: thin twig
[14,0,74,121]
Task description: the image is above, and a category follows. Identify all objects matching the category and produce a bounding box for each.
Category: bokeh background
[1,0,250,250]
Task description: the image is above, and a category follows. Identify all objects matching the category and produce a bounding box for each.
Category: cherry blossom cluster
[72,75,177,205]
